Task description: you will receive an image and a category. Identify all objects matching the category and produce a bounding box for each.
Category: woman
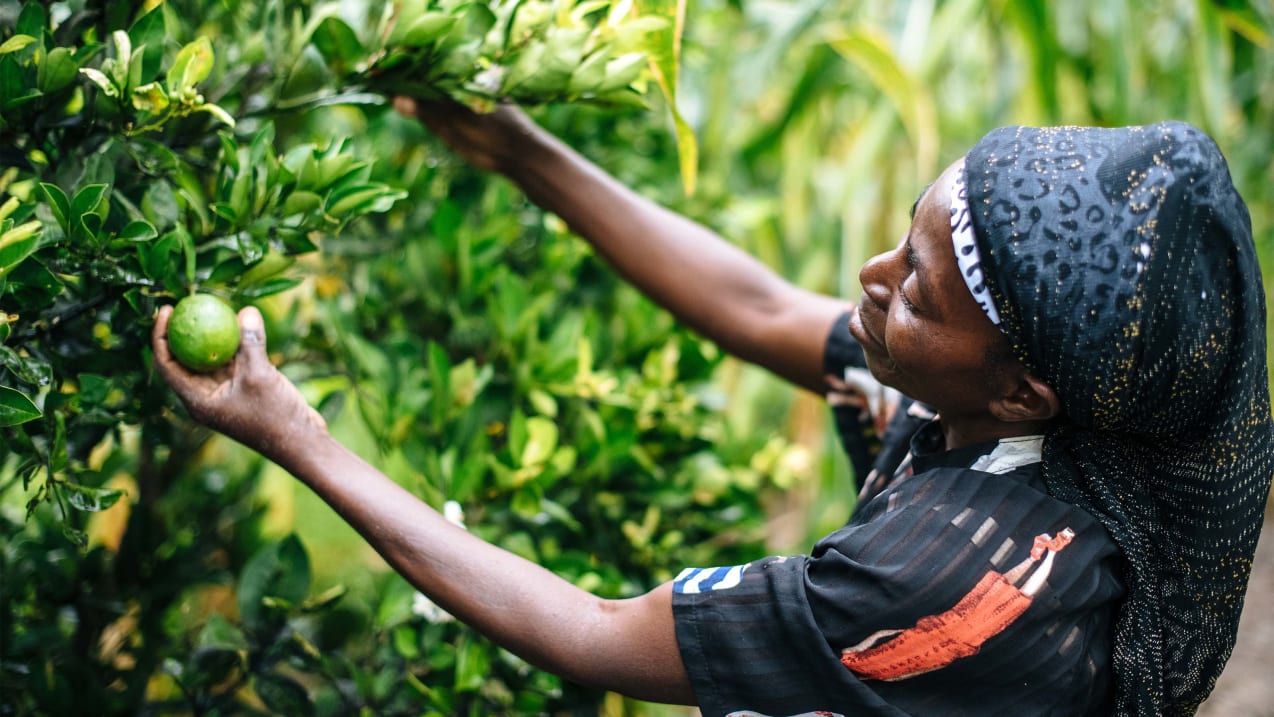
[153,113,1271,716]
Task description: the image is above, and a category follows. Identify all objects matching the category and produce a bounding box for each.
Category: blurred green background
[3,0,1271,714]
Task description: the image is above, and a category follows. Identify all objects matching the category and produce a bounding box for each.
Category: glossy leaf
[0,385,41,426]
[237,535,312,630]
[167,37,214,95]
[65,484,125,512]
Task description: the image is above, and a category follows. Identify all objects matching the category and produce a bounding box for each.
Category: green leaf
[427,341,451,425]
[567,50,609,95]
[281,44,332,99]
[255,672,313,716]
[62,526,88,548]
[77,373,111,405]
[830,31,939,178]
[237,535,312,630]
[70,184,110,224]
[324,184,405,217]
[70,184,109,243]
[0,385,41,426]
[634,0,696,194]
[109,31,132,88]
[397,13,459,47]
[236,276,302,299]
[527,388,557,417]
[0,221,41,275]
[597,52,646,92]
[65,484,125,512]
[172,225,195,285]
[393,624,421,658]
[167,37,214,95]
[300,583,347,612]
[38,183,70,235]
[197,614,248,652]
[311,16,365,68]
[0,35,37,56]
[187,648,241,690]
[130,81,169,113]
[282,190,322,215]
[127,7,165,83]
[141,180,178,230]
[0,346,52,386]
[119,220,157,243]
[15,4,44,39]
[194,102,235,127]
[521,416,559,467]
[79,67,118,98]
[453,637,490,693]
[0,55,38,111]
[36,47,79,94]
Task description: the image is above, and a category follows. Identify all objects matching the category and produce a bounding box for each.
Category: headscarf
[961,122,1273,716]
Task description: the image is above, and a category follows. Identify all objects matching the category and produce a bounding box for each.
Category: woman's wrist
[253,419,337,477]
[500,121,561,183]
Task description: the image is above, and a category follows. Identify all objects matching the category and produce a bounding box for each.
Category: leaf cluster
[0,1,793,715]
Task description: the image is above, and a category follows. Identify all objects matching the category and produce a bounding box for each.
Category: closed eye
[899,281,920,313]
[899,239,922,313]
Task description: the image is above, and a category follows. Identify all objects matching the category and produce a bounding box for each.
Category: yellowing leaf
[634,0,696,194]
[520,416,559,467]
[0,35,36,56]
[130,81,169,113]
[168,37,214,95]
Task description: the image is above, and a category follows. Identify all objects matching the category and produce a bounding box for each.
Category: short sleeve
[671,468,1124,717]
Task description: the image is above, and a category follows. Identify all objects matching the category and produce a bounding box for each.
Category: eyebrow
[905,236,921,272]
[910,182,934,220]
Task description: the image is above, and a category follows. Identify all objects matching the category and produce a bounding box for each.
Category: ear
[989,372,1060,423]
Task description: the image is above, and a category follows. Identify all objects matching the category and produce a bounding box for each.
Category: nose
[859,241,905,308]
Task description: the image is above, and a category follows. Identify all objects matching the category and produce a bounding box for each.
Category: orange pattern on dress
[840,528,1075,681]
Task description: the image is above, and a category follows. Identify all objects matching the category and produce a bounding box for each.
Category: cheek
[883,304,924,362]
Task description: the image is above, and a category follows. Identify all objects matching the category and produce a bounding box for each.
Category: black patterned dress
[669,315,1125,717]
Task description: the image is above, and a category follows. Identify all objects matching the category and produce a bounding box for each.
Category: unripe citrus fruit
[168,294,240,372]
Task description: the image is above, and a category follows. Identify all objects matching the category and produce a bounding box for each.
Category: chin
[859,351,892,378]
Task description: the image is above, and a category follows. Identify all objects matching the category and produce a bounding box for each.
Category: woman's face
[849,160,1017,422]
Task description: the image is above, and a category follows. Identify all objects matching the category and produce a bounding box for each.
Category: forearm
[274,432,694,705]
[506,128,846,392]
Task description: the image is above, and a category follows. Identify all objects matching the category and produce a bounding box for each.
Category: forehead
[910,159,998,329]
[910,162,960,265]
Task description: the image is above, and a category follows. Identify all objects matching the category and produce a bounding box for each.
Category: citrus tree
[4,0,1271,715]
[0,1,807,715]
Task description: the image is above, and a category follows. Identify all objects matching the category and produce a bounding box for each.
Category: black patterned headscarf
[960,122,1273,716]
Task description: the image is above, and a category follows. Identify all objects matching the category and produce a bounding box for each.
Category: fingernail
[241,307,263,330]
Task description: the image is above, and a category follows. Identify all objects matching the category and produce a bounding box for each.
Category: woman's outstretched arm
[151,306,696,705]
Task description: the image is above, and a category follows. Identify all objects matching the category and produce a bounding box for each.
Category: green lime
[168,294,241,373]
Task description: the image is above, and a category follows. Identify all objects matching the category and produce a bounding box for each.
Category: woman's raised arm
[401,100,848,394]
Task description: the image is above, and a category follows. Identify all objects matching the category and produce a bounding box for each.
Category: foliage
[356,0,662,111]
[0,0,404,541]
[3,0,1272,715]
[0,0,774,714]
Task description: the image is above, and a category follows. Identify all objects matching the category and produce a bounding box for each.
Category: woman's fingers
[151,305,186,388]
[152,303,236,399]
[392,96,419,117]
[236,306,271,375]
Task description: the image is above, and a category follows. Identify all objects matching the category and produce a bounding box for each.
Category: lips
[849,302,887,355]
